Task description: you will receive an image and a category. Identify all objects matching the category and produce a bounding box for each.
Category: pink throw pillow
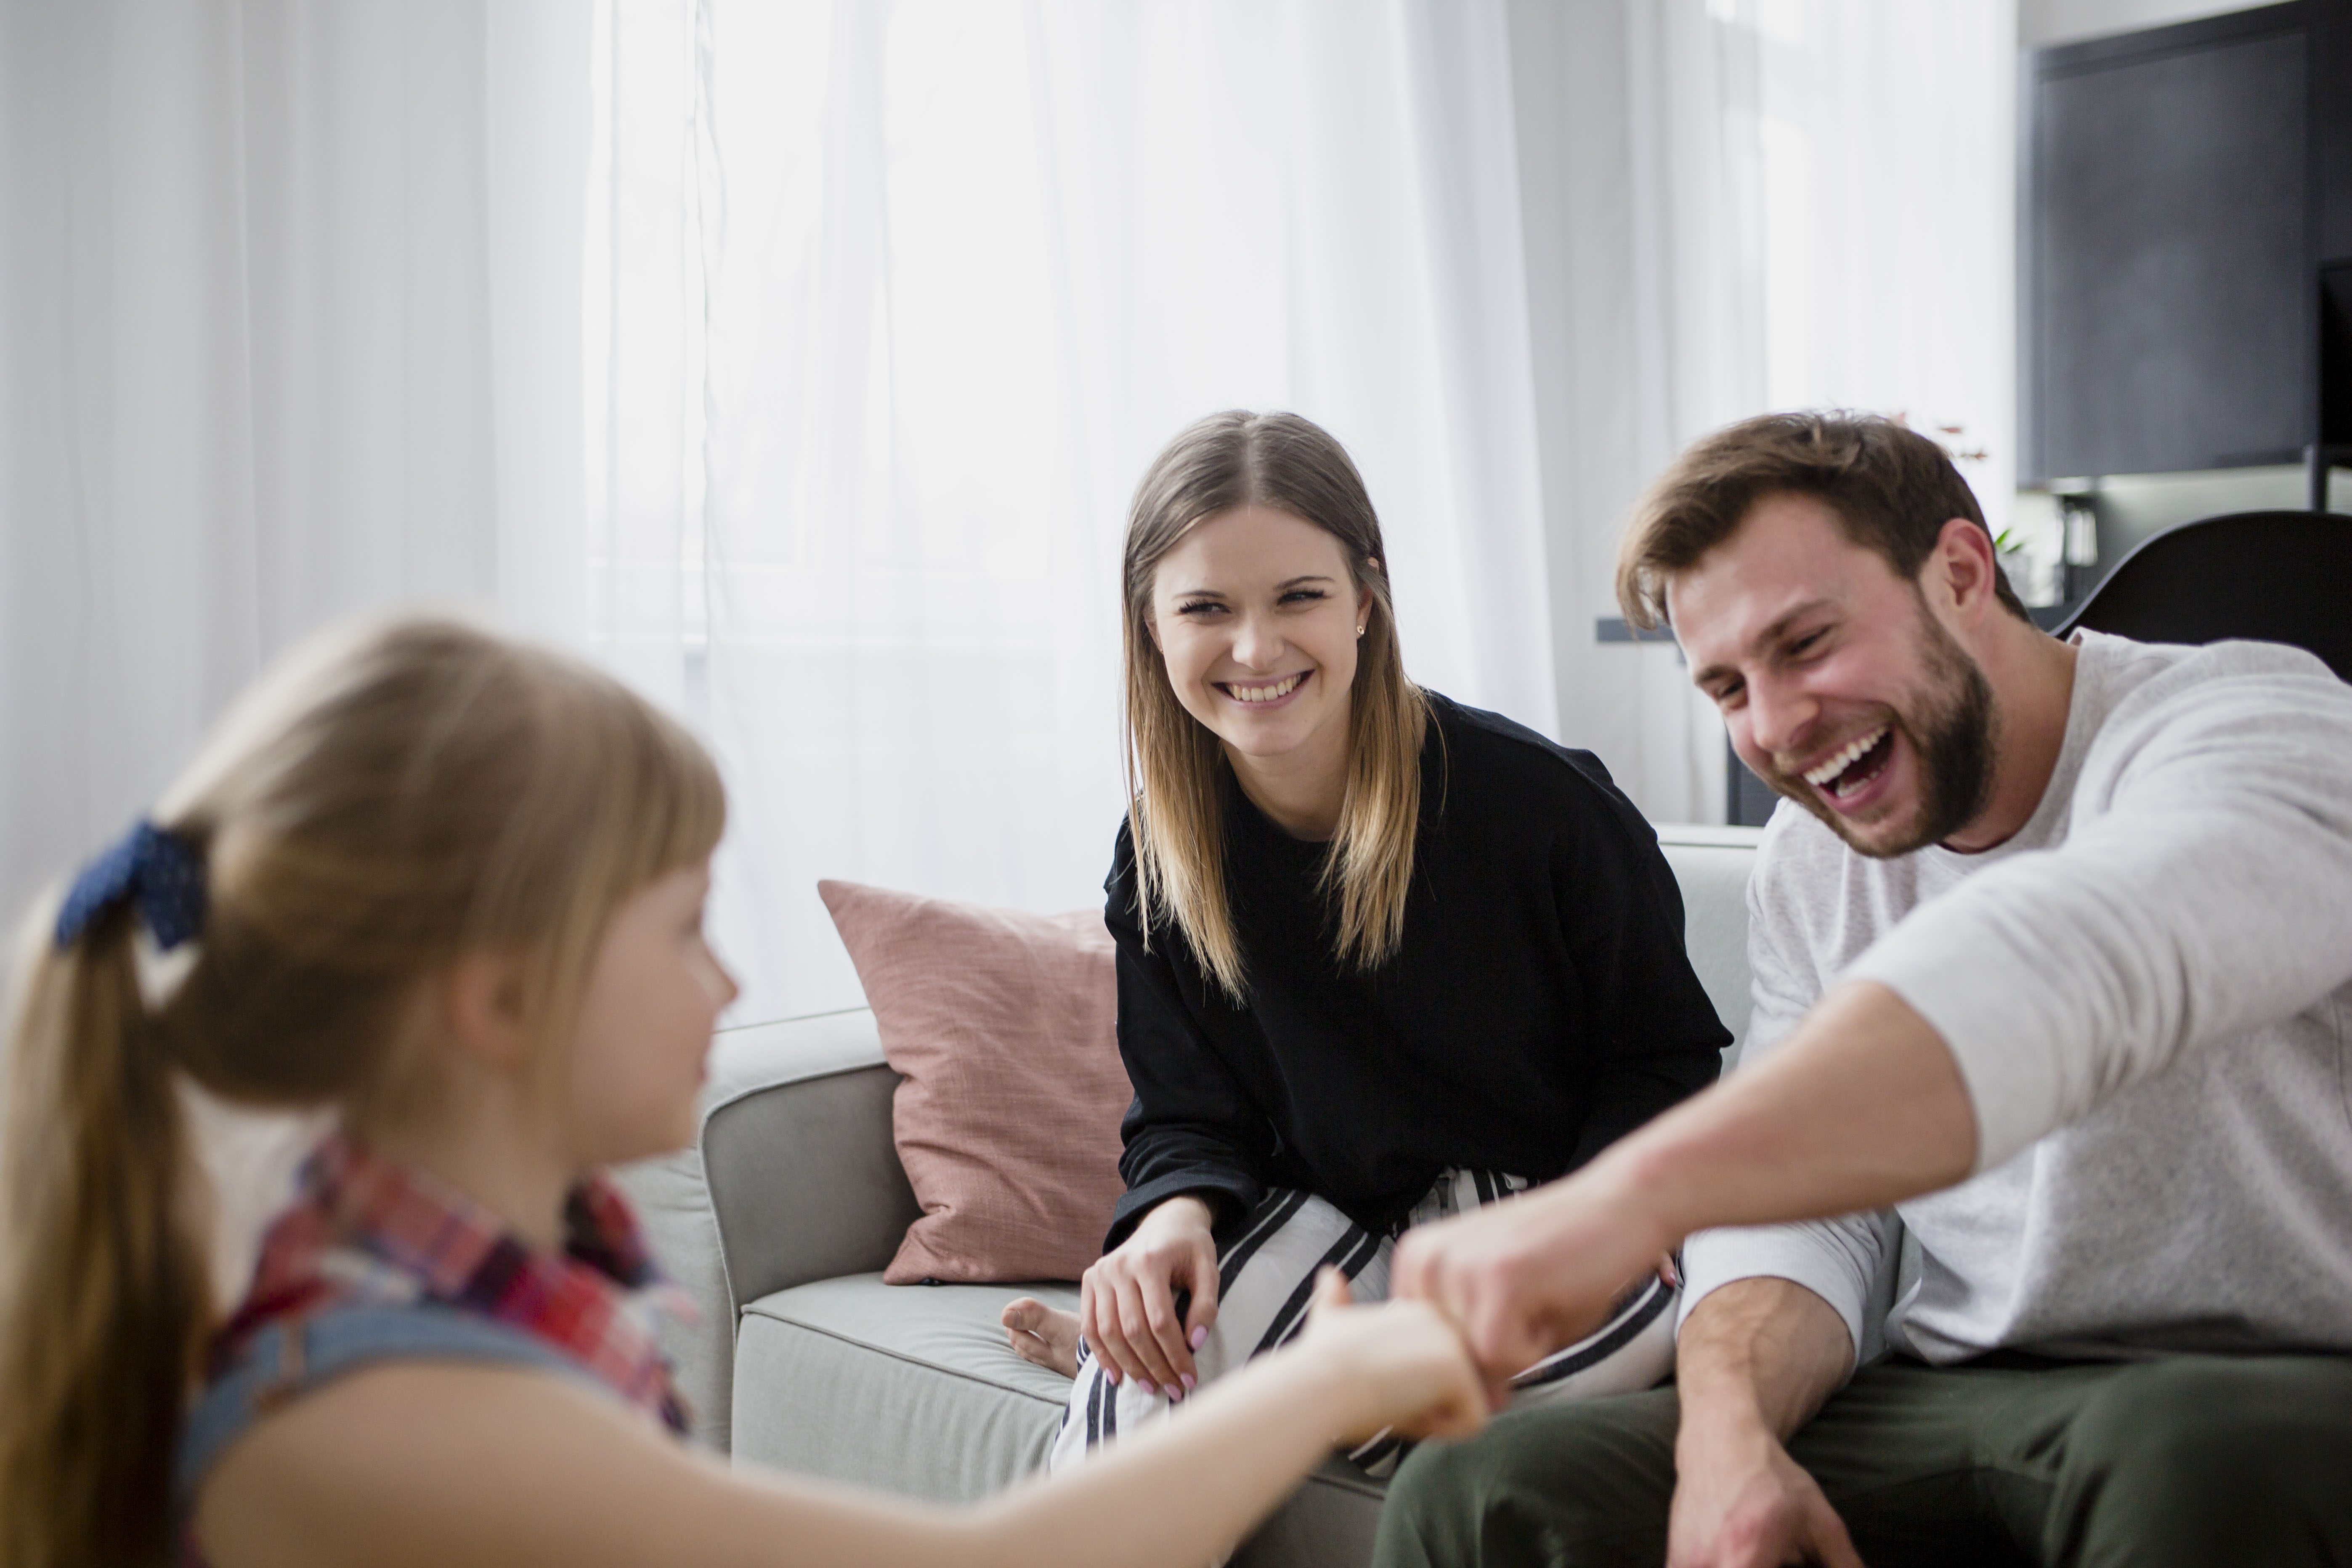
[818,880,1130,1284]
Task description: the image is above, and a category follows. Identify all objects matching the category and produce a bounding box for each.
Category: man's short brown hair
[1615,411,2027,629]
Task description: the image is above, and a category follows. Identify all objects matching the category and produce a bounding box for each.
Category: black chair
[2055,510,2352,680]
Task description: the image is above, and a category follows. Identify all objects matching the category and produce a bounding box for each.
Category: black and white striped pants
[1049,1169,1678,1476]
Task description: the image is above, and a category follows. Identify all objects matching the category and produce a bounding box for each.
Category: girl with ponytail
[0,617,1482,1568]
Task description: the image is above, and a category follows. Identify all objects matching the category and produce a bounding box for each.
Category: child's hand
[1295,1268,1489,1445]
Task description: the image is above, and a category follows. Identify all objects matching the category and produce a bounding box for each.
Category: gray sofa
[616,824,1761,1568]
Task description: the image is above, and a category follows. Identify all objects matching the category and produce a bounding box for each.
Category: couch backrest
[1655,825,1761,1068]
[701,825,1760,1316]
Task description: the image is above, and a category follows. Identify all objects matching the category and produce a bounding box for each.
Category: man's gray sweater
[1681,631,2352,1364]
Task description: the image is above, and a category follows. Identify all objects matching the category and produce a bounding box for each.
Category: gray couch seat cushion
[732,1273,1388,1567]
[733,1274,1079,1501]
[753,1274,1081,1405]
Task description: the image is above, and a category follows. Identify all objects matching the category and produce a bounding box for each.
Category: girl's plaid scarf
[213,1133,693,1435]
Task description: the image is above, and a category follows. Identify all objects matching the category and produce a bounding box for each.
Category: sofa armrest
[701,1008,921,1316]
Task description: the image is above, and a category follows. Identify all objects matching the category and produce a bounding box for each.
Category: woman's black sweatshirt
[1104,692,1730,1248]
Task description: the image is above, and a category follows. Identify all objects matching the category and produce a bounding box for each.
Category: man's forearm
[1662,1278,1871,1568]
[1606,980,1975,1249]
[1674,1278,1853,1445]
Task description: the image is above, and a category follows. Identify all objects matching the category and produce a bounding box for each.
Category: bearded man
[1373,413,2352,1568]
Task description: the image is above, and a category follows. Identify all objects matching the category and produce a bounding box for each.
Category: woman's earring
[1356,624,1366,638]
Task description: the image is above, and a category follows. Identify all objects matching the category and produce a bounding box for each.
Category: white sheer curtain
[3,0,2016,1025]
[1736,0,2016,526]
[0,0,591,929]
[592,0,1561,1024]
[0,0,593,1291]
[1511,0,2015,827]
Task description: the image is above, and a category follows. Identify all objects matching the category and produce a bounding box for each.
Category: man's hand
[1670,1411,1861,1568]
[1669,1278,1862,1568]
[1389,1169,1667,1397]
[1397,981,1970,1390]
[1080,1196,1220,1394]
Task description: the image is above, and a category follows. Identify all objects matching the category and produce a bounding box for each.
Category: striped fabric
[1051,1168,1678,1476]
[210,1134,693,1435]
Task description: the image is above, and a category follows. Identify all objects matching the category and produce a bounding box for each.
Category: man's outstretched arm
[1391,979,1971,1388]
[1668,1279,1860,1568]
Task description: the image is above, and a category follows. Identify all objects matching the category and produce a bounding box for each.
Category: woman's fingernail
[1190,1326,1209,1350]
[1137,1379,1157,1396]
[1181,1373,1197,1392]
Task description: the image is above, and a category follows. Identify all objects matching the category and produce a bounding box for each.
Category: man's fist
[1388,1173,1665,1395]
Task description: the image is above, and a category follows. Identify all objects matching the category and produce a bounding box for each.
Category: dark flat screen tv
[2023,3,2316,480]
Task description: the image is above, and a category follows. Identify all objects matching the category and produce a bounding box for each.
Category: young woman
[1003,411,1730,1472]
[0,618,1486,1568]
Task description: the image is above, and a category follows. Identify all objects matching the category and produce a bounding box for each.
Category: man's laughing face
[1671,492,1996,859]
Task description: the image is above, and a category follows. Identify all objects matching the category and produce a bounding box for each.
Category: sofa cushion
[734,1274,1078,1499]
[818,881,1130,1284]
[731,1273,1384,1566]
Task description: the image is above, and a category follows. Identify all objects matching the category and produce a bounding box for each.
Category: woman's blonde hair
[1121,411,1430,1001]
[0,618,725,1568]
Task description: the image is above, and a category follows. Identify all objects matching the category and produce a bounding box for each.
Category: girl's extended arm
[197,1273,1484,1568]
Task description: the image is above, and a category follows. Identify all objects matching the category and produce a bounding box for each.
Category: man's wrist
[1674,1344,1776,1449]
[1556,1141,1680,1260]
[1672,1324,1793,1495]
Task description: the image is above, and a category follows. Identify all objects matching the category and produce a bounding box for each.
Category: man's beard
[1760,608,1997,859]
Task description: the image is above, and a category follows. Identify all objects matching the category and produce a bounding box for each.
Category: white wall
[2020,0,2287,47]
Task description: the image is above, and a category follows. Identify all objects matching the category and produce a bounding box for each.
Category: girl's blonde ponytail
[2,897,212,1568]
[0,616,727,1568]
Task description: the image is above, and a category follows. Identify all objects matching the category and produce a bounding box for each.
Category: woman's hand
[1079,1195,1220,1394]
[1291,1268,1489,1445]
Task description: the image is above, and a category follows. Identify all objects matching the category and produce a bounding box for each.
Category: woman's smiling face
[1148,504,1372,771]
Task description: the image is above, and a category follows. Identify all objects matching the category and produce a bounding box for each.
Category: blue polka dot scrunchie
[54,820,207,952]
